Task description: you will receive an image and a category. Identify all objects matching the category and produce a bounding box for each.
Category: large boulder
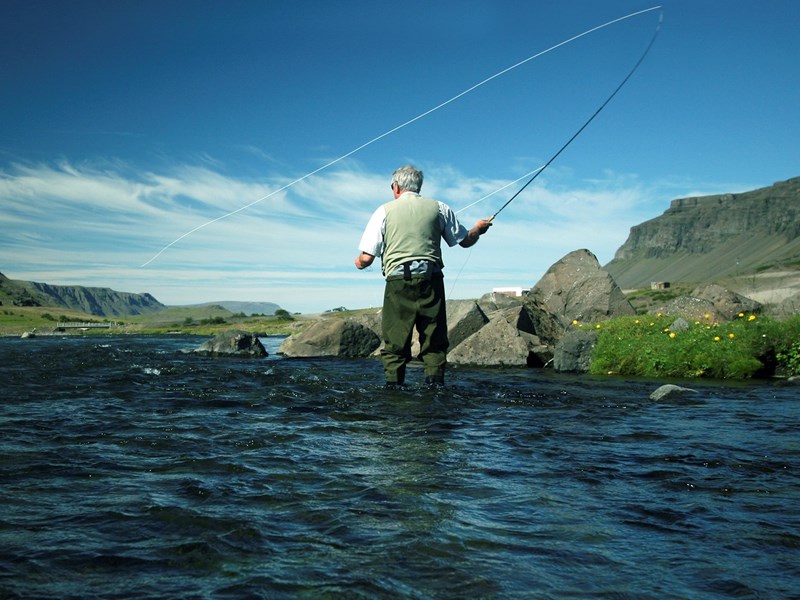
[197,330,267,357]
[348,309,382,336]
[521,294,566,349]
[553,330,598,373]
[278,318,380,358]
[476,291,524,315]
[648,296,723,321]
[648,286,762,322]
[691,284,762,320]
[448,308,533,367]
[446,300,490,348]
[528,249,636,325]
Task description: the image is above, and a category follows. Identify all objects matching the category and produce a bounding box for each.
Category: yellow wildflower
[748,315,756,321]
[669,332,676,339]
[714,336,721,342]
[738,312,745,318]
[729,333,735,339]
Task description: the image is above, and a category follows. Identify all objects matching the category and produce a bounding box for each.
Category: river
[1,335,797,599]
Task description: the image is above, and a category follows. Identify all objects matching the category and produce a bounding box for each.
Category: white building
[492,287,529,298]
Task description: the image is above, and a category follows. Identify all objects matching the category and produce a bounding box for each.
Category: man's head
[391,165,423,193]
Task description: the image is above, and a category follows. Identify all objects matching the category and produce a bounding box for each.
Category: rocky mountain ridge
[0,272,165,317]
[184,301,282,316]
[605,176,800,289]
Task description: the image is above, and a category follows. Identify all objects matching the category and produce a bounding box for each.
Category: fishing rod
[488,9,663,222]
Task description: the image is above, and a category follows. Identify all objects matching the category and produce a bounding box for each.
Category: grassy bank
[0,305,312,337]
[584,312,800,379]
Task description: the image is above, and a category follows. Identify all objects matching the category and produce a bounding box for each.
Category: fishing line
[447,7,663,297]
[454,165,546,215]
[448,165,545,296]
[141,5,663,267]
[448,166,546,298]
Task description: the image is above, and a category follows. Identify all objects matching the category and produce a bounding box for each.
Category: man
[355,165,492,388]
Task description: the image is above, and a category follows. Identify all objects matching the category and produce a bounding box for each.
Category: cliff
[0,272,165,317]
[605,176,800,288]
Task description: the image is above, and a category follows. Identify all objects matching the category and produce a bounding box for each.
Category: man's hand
[475,218,493,234]
[459,218,493,248]
[355,252,375,270]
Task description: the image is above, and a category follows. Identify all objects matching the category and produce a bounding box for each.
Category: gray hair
[391,165,423,193]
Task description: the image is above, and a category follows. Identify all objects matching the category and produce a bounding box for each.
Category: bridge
[55,322,119,330]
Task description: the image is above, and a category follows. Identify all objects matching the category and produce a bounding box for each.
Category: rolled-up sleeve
[438,202,469,247]
[358,206,386,256]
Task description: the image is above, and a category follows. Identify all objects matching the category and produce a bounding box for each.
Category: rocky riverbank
[278,248,793,372]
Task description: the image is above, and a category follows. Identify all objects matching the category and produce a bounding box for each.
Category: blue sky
[1,0,798,313]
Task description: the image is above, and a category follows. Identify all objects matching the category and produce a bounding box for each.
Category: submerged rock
[197,330,267,357]
[649,384,698,401]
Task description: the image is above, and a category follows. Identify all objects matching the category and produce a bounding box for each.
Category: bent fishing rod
[487,9,663,223]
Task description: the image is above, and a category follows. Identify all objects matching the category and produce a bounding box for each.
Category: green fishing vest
[381,194,443,276]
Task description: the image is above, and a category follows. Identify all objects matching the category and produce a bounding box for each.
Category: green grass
[624,285,695,314]
[585,312,800,379]
[0,306,113,334]
[0,305,311,337]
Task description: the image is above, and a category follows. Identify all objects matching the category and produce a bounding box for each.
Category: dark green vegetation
[586,313,800,379]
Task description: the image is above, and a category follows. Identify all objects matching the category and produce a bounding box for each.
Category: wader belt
[386,260,442,282]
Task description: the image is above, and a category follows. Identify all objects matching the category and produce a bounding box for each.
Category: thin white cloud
[1,157,692,312]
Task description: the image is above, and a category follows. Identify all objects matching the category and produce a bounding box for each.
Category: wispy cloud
[1,158,681,312]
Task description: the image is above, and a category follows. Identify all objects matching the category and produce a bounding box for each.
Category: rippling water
[1,335,798,599]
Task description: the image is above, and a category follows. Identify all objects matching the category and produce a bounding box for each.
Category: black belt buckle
[403,263,412,281]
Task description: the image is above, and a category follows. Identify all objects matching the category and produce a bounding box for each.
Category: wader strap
[403,263,411,281]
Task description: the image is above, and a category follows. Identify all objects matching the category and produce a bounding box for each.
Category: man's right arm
[355,252,375,269]
[355,206,385,269]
